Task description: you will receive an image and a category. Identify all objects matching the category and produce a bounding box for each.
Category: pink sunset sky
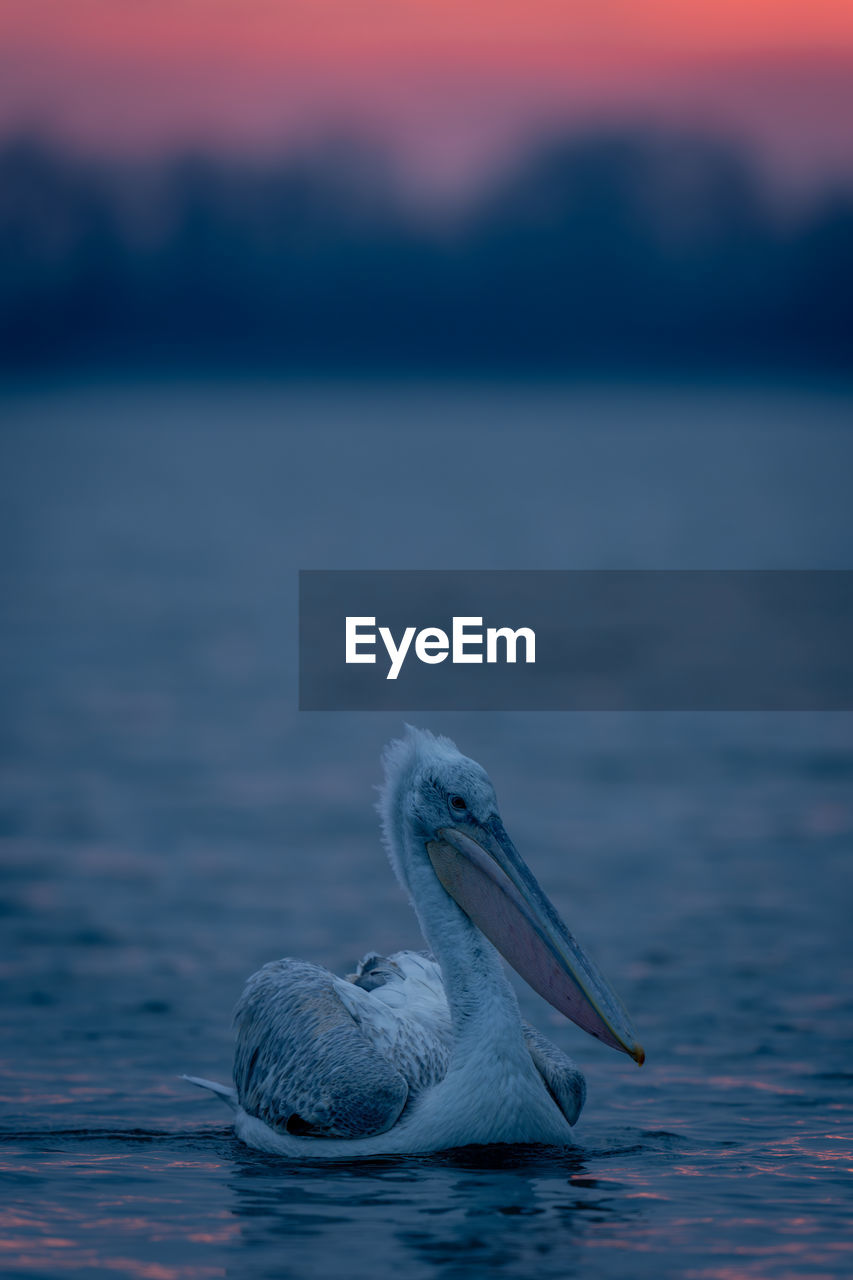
[1,1,852,195]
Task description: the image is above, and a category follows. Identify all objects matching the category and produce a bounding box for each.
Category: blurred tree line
[1,132,851,373]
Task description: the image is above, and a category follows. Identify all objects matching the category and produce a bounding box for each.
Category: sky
[1,1,852,195]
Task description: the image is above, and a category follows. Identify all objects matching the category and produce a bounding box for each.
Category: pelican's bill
[427,823,645,1065]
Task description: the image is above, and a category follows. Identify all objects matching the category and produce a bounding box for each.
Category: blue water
[1,380,852,1279]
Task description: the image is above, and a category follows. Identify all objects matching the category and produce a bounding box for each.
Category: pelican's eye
[450,795,467,812]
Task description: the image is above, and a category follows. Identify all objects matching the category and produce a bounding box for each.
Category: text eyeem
[346,616,536,680]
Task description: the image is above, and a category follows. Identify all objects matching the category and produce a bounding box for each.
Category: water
[1,380,852,1279]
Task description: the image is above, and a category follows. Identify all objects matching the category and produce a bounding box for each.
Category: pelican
[185,727,643,1156]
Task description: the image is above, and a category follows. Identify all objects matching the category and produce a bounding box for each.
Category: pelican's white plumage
[186,727,642,1157]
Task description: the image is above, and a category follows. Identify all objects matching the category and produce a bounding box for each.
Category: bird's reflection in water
[223,1141,645,1279]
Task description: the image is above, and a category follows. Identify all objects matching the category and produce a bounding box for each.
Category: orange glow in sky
[4,1,853,61]
[1,1,851,191]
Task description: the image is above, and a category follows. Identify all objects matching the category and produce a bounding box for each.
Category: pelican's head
[379,726,644,1065]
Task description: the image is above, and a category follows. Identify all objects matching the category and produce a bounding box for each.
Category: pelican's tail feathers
[181,1074,238,1110]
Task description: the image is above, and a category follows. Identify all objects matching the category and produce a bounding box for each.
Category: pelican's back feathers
[233,958,412,1139]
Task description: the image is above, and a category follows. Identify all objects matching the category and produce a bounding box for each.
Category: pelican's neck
[399,826,526,1057]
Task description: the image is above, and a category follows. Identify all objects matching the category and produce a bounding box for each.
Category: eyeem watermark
[299,570,853,711]
[346,616,536,680]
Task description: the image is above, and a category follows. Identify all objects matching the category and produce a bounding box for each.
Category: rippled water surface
[1,382,852,1279]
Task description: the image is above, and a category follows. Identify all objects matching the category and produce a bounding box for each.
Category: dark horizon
[2,126,852,376]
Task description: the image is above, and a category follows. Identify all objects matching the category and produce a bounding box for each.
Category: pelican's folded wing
[234,958,409,1138]
[522,1023,587,1126]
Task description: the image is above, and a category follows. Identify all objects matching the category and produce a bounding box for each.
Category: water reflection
[0,1115,851,1279]
[223,1143,631,1280]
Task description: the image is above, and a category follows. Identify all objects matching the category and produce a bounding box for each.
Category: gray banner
[299,571,853,710]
